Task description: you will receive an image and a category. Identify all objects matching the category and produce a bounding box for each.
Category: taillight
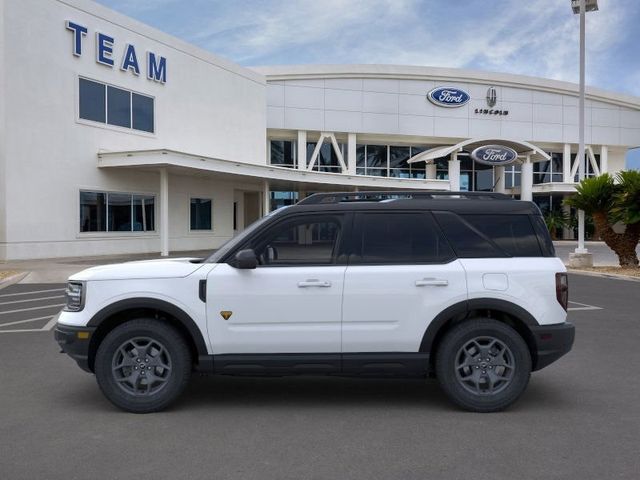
[556,273,569,311]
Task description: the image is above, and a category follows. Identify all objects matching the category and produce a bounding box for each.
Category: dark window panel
[434,211,505,258]
[389,146,410,169]
[190,198,212,230]
[132,93,154,133]
[366,145,387,168]
[133,195,155,231]
[461,214,542,257]
[108,193,133,231]
[79,79,106,123]
[355,213,454,264]
[79,191,106,232]
[107,86,131,128]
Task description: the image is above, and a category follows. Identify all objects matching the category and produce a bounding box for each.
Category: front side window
[250,216,343,266]
[353,213,454,264]
[80,191,155,233]
[78,78,154,133]
[190,198,212,230]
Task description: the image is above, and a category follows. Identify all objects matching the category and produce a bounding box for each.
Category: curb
[568,269,640,283]
[0,271,30,290]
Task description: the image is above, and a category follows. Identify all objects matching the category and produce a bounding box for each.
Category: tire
[95,319,192,413]
[435,318,531,413]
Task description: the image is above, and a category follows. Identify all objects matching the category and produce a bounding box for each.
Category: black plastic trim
[419,301,469,353]
[86,298,208,356]
[530,322,575,371]
[198,280,207,302]
[54,324,96,373]
[466,298,539,326]
[201,352,431,377]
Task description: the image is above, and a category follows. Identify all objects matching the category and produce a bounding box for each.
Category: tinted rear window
[461,214,542,257]
[353,212,455,264]
[433,212,505,258]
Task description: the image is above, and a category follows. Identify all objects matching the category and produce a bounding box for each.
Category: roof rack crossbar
[297,191,512,205]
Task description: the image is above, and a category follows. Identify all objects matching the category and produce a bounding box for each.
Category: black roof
[284,191,541,215]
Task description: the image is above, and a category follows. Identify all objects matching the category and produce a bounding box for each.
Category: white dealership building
[1,0,639,260]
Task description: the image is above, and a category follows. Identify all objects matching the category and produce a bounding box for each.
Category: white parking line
[0,288,64,298]
[568,300,602,311]
[0,315,53,328]
[0,295,64,306]
[0,303,65,315]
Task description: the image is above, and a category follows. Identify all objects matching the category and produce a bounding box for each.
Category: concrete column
[262,180,270,216]
[297,130,307,170]
[563,143,573,183]
[494,165,506,193]
[448,153,460,191]
[426,163,437,180]
[600,145,608,174]
[160,168,169,257]
[520,156,534,201]
[347,133,357,175]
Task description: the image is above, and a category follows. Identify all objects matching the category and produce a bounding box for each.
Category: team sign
[66,21,167,84]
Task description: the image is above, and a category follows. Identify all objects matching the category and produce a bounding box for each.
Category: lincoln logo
[471,145,518,166]
[427,87,470,107]
[486,86,497,107]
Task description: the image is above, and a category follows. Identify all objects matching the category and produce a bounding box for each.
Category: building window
[356,145,428,178]
[80,191,155,233]
[270,140,297,168]
[306,142,344,173]
[78,78,154,133]
[190,198,212,230]
[534,152,564,184]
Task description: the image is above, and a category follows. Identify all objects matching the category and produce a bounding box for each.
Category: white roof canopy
[407,138,551,164]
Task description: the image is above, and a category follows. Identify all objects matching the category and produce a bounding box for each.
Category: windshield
[204,207,288,263]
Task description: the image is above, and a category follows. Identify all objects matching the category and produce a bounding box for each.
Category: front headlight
[63,281,85,312]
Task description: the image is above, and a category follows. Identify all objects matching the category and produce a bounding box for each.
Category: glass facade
[270,140,297,168]
[306,142,345,172]
[80,191,155,233]
[356,144,428,178]
[78,78,154,133]
[533,152,564,184]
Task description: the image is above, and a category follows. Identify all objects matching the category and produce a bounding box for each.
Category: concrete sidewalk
[1,242,638,284]
[0,250,211,284]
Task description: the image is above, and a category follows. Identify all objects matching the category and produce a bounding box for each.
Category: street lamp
[570,0,597,266]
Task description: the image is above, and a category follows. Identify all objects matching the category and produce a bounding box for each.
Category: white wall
[1,0,266,259]
[262,71,640,148]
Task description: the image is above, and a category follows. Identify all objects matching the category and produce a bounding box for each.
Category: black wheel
[95,319,192,413]
[435,318,531,412]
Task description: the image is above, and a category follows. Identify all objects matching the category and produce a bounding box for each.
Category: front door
[206,213,348,355]
[341,212,467,353]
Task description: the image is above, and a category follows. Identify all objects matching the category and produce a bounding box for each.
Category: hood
[68,258,206,282]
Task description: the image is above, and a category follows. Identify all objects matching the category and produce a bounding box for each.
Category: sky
[95,0,640,169]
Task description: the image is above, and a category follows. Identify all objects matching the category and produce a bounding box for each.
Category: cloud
[95,0,640,96]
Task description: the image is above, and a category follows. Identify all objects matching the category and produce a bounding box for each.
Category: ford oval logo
[471,145,519,166]
[427,86,470,108]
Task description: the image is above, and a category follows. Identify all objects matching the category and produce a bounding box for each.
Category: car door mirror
[233,249,258,269]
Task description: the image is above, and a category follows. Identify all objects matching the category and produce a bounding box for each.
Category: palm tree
[564,172,640,267]
[543,210,568,240]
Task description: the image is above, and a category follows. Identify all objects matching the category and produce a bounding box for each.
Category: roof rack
[297,191,512,205]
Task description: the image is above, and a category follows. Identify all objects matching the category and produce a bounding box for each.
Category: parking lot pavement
[0,284,66,333]
[0,273,639,480]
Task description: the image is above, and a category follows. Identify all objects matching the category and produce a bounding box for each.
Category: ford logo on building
[427,87,470,108]
[471,145,519,166]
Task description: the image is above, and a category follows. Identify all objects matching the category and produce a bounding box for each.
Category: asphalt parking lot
[0,274,639,480]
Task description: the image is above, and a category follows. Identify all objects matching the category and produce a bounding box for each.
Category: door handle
[297,280,332,288]
[415,278,449,287]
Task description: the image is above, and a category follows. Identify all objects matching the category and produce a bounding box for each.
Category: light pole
[570,0,597,266]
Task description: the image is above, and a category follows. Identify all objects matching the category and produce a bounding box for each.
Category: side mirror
[233,249,258,269]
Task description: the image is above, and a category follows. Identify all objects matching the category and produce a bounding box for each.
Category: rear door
[341,211,467,353]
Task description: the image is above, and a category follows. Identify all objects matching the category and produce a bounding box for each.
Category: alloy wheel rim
[454,336,515,396]
[111,336,172,396]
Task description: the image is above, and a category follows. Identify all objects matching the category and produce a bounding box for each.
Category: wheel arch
[421,298,539,371]
[86,298,208,372]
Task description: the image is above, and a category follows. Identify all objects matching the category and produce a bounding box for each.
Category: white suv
[55,191,574,413]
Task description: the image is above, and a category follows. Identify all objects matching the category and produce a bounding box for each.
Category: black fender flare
[419,298,539,353]
[87,297,208,356]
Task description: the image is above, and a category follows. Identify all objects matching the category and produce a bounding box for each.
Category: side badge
[220,311,232,321]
